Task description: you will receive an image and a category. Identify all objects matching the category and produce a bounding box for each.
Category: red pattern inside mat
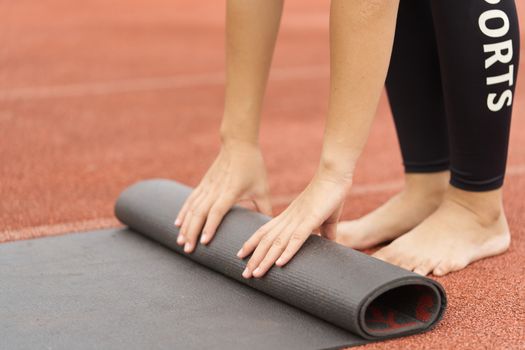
[364,286,438,334]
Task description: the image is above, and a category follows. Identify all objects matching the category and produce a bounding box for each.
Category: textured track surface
[0,1,524,349]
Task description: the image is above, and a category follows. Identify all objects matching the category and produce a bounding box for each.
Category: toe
[371,247,387,260]
[433,257,470,276]
[413,259,437,276]
[433,260,454,276]
[399,261,415,271]
[397,254,419,272]
[372,246,398,265]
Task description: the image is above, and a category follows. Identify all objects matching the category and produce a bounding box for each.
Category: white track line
[271,163,525,206]
[2,163,523,240]
[0,65,329,101]
[0,218,120,243]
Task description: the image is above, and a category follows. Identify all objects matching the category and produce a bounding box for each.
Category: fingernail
[174,218,181,226]
[236,248,244,258]
[177,234,184,245]
[242,268,251,279]
[184,243,192,253]
[253,267,261,277]
[276,258,284,266]
[200,234,207,244]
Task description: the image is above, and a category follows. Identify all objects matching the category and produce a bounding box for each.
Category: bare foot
[336,172,448,249]
[373,186,511,276]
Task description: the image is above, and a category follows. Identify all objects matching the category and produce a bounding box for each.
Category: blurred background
[0,1,523,349]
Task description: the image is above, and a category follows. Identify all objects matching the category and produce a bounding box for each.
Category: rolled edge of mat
[359,276,446,339]
[114,179,446,340]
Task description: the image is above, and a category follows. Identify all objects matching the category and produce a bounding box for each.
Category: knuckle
[260,236,272,246]
[290,232,304,241]
[254,227,268,238]
[272,236,284,248]
[190,208,205,218]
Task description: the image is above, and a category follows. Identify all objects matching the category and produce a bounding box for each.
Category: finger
[274,225,311,267]
[200,191,237,245]
[183,192,214,253]
[179,189,207,245]
[252,194,273,217]
[320,202,344,240]
[237,216,281,259]
[320,222,337,241]
[178,210,191,245]
[175,187,202,226]
[176,229,185,246]
[252,223,299,278]
[242,218,290,278]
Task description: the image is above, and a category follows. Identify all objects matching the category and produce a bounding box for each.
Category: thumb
[252,193,273,217]
[320,201,344,240]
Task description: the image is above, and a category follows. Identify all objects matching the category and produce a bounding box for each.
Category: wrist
[318,151,356,187]
[319,135,361,177]
[220,131,261,154]
[220,125,259,147]
[220,134,259,149]
[220,114,260,148]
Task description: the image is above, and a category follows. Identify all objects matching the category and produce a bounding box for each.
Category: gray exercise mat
[0,179,446,349]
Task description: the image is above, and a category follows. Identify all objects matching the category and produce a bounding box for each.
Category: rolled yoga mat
[115,179,447,344]
[0,179,446,350]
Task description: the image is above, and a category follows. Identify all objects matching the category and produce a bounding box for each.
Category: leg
[337,0,449,249]
[374,0,519,275]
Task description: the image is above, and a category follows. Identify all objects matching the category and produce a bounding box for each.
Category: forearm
[221,0,284,146]
[321,0,399,178]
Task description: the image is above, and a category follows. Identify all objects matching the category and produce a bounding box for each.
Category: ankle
[403,172,449,200]
[444,186,504,226]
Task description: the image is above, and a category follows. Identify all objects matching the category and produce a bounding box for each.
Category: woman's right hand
[174,141,272,253]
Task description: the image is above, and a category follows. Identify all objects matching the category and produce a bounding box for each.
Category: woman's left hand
[237,166,352,278]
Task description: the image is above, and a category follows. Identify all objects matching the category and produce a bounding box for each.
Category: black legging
[386,0,520,191]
